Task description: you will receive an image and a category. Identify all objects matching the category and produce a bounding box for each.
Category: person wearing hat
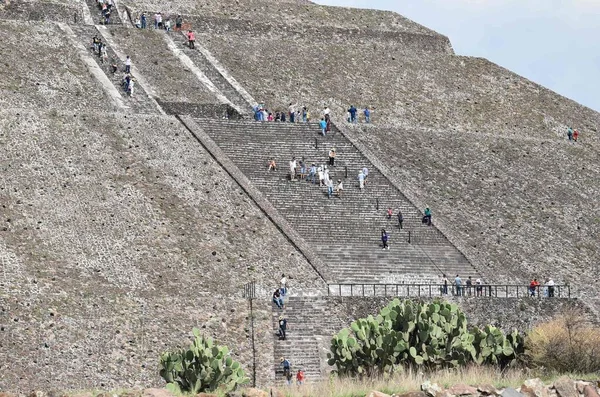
[278,315,287,340]
[280,357,291,379]
[328,148,336,167]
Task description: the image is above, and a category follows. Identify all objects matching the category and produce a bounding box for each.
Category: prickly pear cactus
[327,299,523,376]
[159,328,249,393]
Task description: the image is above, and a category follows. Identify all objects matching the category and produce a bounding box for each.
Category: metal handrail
[328,283,570,298]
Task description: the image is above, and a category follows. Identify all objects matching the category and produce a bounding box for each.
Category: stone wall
[121,0,446,36]
[0,110,326,391]
[344,125,600,299]
[0,20,111,111]
[0,0,83,24]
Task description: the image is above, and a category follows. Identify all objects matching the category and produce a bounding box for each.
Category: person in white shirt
[546,278,555,297]
[317,166,324,186]
[289,157,297,181]
[280,274,287,296]
[362,167,369,185]
[335,180,343,198]
[128,78,134,97]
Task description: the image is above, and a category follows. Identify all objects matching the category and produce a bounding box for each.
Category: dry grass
[274,366,532,397]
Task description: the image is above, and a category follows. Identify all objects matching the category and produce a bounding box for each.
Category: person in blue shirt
[348,105,357,123]
[364,107,371,123]
[308,164,317,184]
[140,13,147,29]
[381,229,389,250]
[319,118,327,136]
[454,275,462,296]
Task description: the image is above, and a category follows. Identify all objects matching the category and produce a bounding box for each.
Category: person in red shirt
[187,30,195,49]
[573,129,579,142]
[529,278,540,297]
[296,369,305,385]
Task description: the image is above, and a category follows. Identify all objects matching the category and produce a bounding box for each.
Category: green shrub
[327,299,523,377]
[525,311,600,373]
[159,328,249,394]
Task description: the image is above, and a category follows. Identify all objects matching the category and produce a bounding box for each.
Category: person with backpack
[278,316,287,340]
[280,357,291,380]
[187,30,195,49]
[381,229,389,250]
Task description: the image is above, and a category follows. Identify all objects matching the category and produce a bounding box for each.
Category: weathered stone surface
[447,384,479,396]
[501,388,525,397]
[521,379,549,397]
[196,393,219,397]
[554,379,578,397]
[395,392,428,397]
[583,386,600,397]
[422,381,443,397]
[241,389,268,397]
[478,385,500,396]
[366,391,392,397]
[576,382,592,394]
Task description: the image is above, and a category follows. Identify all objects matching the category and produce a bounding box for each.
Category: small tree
[159,328,249,394]
[525,310,600,373]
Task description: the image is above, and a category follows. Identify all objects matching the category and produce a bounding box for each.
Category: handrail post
[385,284,387,296]
[376,198,379,211]
[408,285,410,297]
[339,284,341,296]
[351,284,353,296]
[568,285,571,298]
[396,284,398,296]
[506,285,508,298]
[429,284,432,297]
[373,284,375,296]
[408,230,411,244]
[315,138,318,150]
[345,166,348,179]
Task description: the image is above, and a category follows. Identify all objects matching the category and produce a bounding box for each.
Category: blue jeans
[328,186,333,198]
[273,297,283,308]
[141,19,146,29]
[308,172,316,183]
[365,116,370,123]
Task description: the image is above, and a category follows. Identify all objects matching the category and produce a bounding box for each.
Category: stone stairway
[84,0,123,25]
[272,296,342,385]
[171,32,251,116]
[72,25,158,113]
[198,119,480,285]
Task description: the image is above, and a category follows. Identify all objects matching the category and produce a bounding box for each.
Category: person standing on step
[362,166,369,185]
[280,273,287,296]
[318,166,325,186]
[319,118,327,136]
[125,55,132,73]
[327,177,334,199]
[397,210,404,229]
[364,106,371,123]
[302,107,308,123]
[454,274,462,296]
[128,77,134,97]
[442,274,449,295]
[141,12,147,29]
[328,148,336,167]
[296,369,305,386]
[154,12,162,29]
[573,129,579,142]
[475,278,483,296]
[381,229,389,250]
[323,106,330,121]
[546,277,555,297]
[423,207,432,226]
[278,315,287,340]
[187,30,195,49]
[348,105,357,123]
[323,166,330,187]
[308,163,317,184]
[358,170,365,190]
[386,207,393,220]
[567,127,573,141]
[100,44,108,64]
[466,276,473,296]
[288,103,296,123]
[280,357,291,381]
[289,157,297,181]
[335,179,343,198]
[175,14,183,31]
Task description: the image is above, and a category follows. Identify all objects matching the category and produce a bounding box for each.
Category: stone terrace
[346,125,600,295]
[0,20,112,111]
[0,0,83,23]
[105,26,222,105]
[198,32,600,139]
[0,110,326,390]
[121,0,444,36]
[198,119,480,284]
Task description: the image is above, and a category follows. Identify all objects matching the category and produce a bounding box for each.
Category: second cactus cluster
[327,299,523,376]
[159,328,249,393]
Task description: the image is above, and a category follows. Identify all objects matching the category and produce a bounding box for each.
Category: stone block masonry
[0,110,325,391]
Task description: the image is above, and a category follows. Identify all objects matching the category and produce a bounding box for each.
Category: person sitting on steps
[268,159,277,171]
[272,289,284,309]
[335,179,343,198]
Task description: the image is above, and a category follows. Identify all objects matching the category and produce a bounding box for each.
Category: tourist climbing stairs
[198,119,480,285]
[272,296,343,385]
[71,25,159,114]
[84,0,123,25]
